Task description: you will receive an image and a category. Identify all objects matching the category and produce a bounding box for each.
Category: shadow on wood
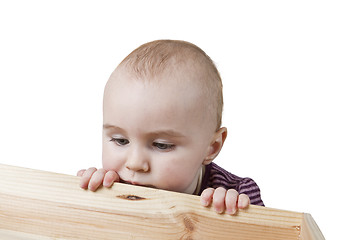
[0,164,324,239]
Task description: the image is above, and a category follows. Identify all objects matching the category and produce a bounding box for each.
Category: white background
[0,1,359,239]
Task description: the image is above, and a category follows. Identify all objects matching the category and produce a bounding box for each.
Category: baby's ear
[203,127,227,165]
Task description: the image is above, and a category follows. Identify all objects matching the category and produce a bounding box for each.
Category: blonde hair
[118,40,223,130]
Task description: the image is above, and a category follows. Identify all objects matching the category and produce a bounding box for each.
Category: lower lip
[124,181,155,189]
[123,180,143,186]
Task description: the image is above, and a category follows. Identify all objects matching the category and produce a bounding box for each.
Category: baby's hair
[118,39,223,130]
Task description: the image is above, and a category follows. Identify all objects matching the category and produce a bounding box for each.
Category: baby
[78,40,264,215]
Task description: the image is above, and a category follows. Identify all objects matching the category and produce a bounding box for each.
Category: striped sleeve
[236,177,264,206]
[200,162,264,206]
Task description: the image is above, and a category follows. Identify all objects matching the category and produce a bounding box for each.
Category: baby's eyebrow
[103,124,119,130]
[103,124,127,133]
[103,124,185,138]
[149,130,186,138]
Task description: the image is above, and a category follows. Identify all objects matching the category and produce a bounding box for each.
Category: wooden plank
[300,213,325,240]
[0,164,320,239]
[0,229,53,240]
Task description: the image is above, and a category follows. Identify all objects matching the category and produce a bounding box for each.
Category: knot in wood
[183,215,195,232]
[116,194,146,201]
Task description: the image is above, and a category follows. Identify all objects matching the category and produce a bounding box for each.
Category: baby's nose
[125,148,150,172]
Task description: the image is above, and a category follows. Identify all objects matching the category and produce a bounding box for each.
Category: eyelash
[110,138,129,146]
[152,142,175,151]
[110,138,175,151]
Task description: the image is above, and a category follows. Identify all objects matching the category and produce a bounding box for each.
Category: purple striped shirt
[198,162,264,206]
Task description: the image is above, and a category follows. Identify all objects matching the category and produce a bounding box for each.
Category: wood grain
[300,213,325,240]
[0,164,324,239]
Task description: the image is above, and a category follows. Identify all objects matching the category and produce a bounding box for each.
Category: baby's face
[102,68,216,194]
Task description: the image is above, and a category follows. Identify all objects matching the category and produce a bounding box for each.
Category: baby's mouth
[121,180,156,189]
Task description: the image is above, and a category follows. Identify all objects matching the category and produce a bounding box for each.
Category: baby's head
[102,40,227,194]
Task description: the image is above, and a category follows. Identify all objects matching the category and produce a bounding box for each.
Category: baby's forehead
[110,61,207,90]
[105,66,212,115]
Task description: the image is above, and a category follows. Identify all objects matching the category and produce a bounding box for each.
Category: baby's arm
[77,168,120,191]
[200,187,250,215]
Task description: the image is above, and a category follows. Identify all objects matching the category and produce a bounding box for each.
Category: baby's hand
[77,168,120,191]
[200,187,250,215]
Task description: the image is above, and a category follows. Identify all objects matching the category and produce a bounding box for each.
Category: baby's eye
[110,138,129,146]
[153,142,175,151]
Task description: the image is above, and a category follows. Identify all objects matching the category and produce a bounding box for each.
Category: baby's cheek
[156,165,180,183]
[155,163,197,193]
[102,153,124,171]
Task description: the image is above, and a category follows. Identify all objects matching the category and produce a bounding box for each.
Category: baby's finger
[225,189,239,215]
[79,167,97,189]
[238,194,250,209]
[200,188,215,206]
[88,168,107,191]
[212,187,226,214]
[77,169,86,177]
[103,170,120,188]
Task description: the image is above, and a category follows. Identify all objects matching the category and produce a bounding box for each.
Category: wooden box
[0,164,324,239]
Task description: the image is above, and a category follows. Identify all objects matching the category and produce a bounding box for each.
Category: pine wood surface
[0,164,324,239]
[300,213,325,240]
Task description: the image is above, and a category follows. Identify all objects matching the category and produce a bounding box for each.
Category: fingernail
[226,208,236,215]
[215,207,223,213]
[79,182,86,189]
[201,199,209,206]
[238,199,244,208]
